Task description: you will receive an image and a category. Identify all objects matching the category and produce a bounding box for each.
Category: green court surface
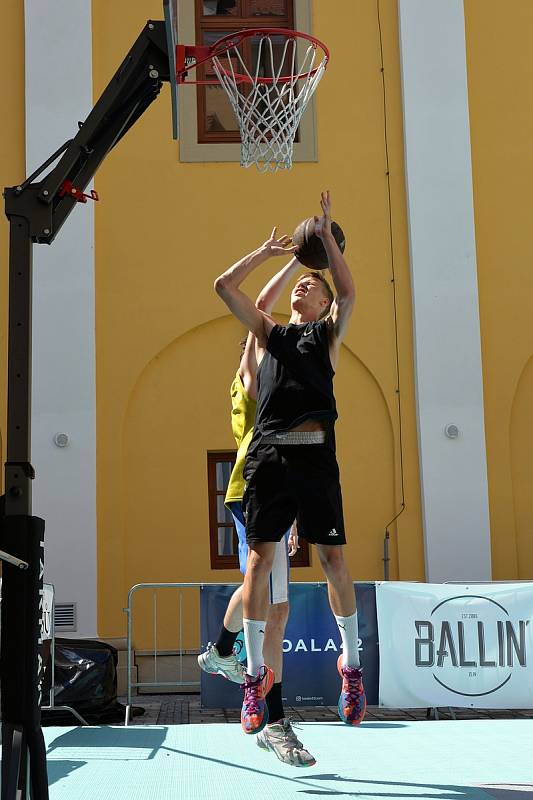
[38,720,533,799]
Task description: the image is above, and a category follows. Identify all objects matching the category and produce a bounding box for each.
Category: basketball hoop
[176,29,329,172]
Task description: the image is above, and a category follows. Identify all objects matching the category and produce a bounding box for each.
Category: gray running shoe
[197,643,245,684]
[256,718,316,767]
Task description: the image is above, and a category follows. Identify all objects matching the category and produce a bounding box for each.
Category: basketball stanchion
[2,18,174,799]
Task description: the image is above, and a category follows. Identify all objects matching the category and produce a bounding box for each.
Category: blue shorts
[228,502,290,605]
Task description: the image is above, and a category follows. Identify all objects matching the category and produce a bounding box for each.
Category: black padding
[0,514,45,728]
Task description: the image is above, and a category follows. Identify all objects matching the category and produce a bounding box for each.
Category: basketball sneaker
[241,665,275,734]
[257,718,316,767]
[337,655,366,725]
[197,643,245,684]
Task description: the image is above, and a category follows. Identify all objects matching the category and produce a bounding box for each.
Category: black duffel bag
[41,638,123,725]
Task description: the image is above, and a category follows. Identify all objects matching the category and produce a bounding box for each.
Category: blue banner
[200,582,378,708]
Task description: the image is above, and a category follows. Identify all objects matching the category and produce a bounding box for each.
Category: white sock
[335,611,361,668]
[243,618,266,678]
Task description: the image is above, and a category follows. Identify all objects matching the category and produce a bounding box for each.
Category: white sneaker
[256,718,316,767]
[197,643,245,684]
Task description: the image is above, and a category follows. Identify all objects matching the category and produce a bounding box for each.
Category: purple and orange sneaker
[337,655,366,725]
[241,665,275,734]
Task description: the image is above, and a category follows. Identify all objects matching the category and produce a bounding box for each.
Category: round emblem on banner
[418,594,529,697]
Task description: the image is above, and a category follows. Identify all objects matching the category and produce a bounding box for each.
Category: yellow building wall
[92,0,424,648]
[3,1,533,650]
[0,1,26,488]
[465,0,533,580]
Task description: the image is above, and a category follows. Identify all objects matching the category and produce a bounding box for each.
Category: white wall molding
[398,0,491,581]
[25,0,97,634]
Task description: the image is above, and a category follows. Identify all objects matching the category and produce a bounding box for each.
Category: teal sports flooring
[34,719,533,799]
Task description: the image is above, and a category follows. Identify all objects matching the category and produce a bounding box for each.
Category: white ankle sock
[243,618,267,678]
[334,611,361,668]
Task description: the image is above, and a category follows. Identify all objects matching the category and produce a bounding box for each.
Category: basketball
[292,217,346,269]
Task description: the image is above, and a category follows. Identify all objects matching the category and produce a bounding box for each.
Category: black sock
[266,682,284,724]
[215,626,239,657]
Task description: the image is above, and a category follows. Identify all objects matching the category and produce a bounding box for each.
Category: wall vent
[55,602,77,632]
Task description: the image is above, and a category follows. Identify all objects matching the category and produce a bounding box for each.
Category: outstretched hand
[262,227,298,257]
[314,190,332,241]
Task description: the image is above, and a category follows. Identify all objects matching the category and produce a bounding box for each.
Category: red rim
[178,28,329,86]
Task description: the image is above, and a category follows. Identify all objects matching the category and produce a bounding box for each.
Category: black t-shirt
[249,319,337,450]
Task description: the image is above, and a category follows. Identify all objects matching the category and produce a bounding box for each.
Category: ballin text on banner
[376,582,533,708]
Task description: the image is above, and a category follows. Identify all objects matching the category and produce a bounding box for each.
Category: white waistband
[262,430,326,445]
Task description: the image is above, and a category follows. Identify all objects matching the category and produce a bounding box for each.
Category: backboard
[163,0,179,138]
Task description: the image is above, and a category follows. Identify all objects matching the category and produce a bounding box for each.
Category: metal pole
[179,591,183,685]
[383,531,390,580]
[1,214,49,800]
[49,594,56,708]
[153,591,158,686]
[4,216,33,517]
[125,598,132,726]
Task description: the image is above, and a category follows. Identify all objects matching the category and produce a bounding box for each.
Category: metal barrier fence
[124,582,212,725]
[123,581,328,726]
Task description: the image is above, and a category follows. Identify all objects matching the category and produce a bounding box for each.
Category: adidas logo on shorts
[328,528,338,537]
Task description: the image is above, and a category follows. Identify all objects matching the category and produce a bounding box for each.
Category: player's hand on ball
[314,190,332,241]
[263,226,298,257]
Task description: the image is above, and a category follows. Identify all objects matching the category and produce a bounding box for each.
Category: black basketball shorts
[242,442,346,547]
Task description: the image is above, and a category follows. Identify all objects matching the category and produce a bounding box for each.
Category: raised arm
[239,256,301,393]
[255,256,301,314]
[214,228,297,347]
[315,190,355,346]
[238,331,257,396]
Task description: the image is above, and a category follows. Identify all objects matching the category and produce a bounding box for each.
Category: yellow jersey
[224,371,257,504]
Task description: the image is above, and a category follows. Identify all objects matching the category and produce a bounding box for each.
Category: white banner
[42,583,54,641]
[376,582,533,708]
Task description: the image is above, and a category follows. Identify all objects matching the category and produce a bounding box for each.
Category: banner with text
[42,583,53,641]
[376,582,533,708]
[200,582,378,708]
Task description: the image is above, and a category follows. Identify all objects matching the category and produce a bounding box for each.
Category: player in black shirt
[214,191,366,740]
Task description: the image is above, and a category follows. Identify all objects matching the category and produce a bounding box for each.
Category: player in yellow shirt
[198,255,316,767]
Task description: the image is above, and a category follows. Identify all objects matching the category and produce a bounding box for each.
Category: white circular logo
[416,594,529,697]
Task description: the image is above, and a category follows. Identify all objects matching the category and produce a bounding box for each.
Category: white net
[211,33,327,172]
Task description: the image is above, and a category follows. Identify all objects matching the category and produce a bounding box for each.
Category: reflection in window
[205,86,240,132]
[218,527,235,556]
[251,35,293,80]
[216,459,233,491]
[217,495,234,525]
[196,1,295,145]
[201,31,241,133]
[203,0,238,15]
[248,0,287,15]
